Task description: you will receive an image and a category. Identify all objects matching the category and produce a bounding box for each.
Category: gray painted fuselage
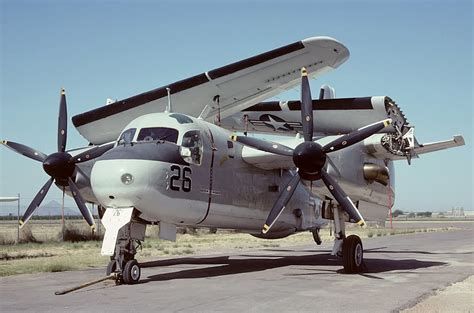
[75,112,392,237]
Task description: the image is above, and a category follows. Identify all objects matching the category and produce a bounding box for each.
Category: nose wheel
[107,257,141,285]
[123,259,141,284]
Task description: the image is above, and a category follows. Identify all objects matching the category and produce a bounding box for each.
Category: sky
[0,0,472,214]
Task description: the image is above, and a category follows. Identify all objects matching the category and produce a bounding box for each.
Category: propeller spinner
[232,68,392,234]
[1,89,113,229]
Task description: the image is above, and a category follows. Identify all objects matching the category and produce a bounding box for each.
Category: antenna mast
[165,87,172,113]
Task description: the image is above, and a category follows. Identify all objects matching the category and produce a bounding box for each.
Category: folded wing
[72,37,349,144]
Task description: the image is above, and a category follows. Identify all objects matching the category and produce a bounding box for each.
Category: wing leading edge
[72,37,349,144]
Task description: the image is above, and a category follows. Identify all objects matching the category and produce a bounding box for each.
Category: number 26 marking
[170,165,192,192]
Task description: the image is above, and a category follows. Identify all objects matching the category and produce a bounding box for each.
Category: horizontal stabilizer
[414,135,465,155]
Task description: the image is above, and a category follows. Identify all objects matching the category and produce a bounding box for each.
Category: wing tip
[453,135,465,146]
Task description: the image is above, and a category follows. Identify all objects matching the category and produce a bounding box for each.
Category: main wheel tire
[343,235,363,273]
[312,228,322,245]
[122,259,141,284]
[106,260,117,276]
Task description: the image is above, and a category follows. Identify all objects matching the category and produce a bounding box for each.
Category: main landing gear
[328,205,364,273]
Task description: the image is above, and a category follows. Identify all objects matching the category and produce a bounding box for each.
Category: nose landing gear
[106,239,142,285]
[101,207,146,285]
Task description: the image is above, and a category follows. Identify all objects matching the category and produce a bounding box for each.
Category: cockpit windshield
[117,128,136,145]
[136,127,178,143]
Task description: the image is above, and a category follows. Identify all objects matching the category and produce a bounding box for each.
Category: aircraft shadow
[139,251,446,284]
[265,247,473,255]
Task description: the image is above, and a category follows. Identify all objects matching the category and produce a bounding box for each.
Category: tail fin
[319,84,336,99]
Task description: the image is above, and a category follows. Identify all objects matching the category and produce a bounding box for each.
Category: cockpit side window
[117,128,136,145]
[181,130,202,165]
[137,127,178,143]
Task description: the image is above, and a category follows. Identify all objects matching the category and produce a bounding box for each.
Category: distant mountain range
[0,200,81,216]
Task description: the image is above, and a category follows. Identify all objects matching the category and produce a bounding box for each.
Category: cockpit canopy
[115,113,204,165]
[118,127,179,145]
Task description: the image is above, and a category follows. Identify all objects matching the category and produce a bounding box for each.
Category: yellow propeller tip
[1,140,7,145]
[262,224,270,234]
[301,67,308,76]
[61,88,66,95]
[19,220,24,227]
[357,220,367,228]
[383,119,392,127]
[230,134,238,141]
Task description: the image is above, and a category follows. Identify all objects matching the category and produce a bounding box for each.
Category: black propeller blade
[19,178,54,226]
[68,177,95,227]
[321,171,366,226]
[1,141,47,162]
[301,68,314,142]
[262,174,300,234]
[232,67,392,233]
[323,119,391,153]
[230,135,293,156]
[70,142,115,163]
[58,89,68,153]
[1,89,114,230]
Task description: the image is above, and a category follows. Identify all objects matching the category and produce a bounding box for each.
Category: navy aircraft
[2,37,465,284]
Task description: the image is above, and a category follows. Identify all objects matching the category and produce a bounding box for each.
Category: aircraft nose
[91,158,150,208]
[90,142,187,208]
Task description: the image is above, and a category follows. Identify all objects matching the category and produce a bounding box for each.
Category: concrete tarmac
[1,222,473,313]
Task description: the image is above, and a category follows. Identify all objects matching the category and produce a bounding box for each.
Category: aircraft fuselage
[82,112,392,237]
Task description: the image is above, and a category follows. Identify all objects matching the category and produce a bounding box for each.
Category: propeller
[1,89,113,229]
[231,68,392,233]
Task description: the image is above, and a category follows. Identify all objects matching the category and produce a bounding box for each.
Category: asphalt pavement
[1,221,473,313]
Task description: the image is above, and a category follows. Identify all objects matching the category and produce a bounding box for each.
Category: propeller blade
[320,170,366,227]
[20,178,54,227]
[58,88,68,152]
[323,119,392,153]
[70,142,115,164]
[230,134,294,156]
[300,67,313,142]
[262,174,301,234]
[68,177,96,229]
[1,140,47,162]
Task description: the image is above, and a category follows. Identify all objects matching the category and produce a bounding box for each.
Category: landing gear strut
[329,205,364,273]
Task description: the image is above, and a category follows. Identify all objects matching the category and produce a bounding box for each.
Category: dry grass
[0,225,40,245]
[62,223,103,242]
[0,220,457,277]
